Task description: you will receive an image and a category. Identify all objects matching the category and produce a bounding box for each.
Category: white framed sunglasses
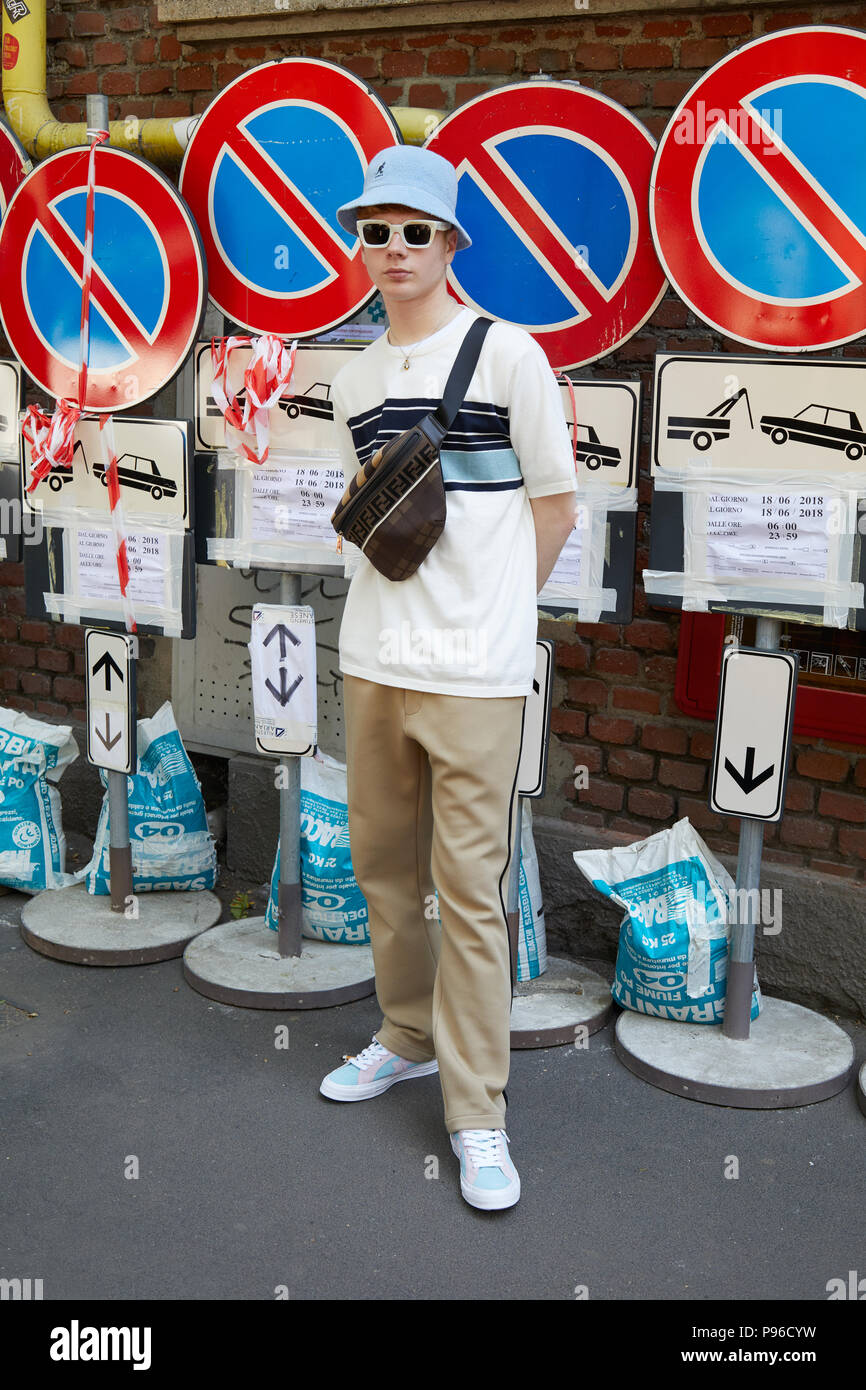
[356,218,452,249]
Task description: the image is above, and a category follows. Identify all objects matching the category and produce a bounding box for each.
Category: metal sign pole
[22,626,222,964]
[183,564,375,1010]
[277,571,302,958]
[724,815,764,1039]
[86,628,138,914]
[614,608,853,1105]
[723,615,780,1040]
[107,766,133,914]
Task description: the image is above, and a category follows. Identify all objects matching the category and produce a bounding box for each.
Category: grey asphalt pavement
[2,885,865,1306]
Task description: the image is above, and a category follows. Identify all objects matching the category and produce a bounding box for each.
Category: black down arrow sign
[724,747,774,795]
[95,713,122,751]
[266,669,302,706]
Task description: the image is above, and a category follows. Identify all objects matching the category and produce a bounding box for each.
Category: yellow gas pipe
[1,0,442,165]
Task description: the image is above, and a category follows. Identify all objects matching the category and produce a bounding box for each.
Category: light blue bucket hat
[337,144,472,250]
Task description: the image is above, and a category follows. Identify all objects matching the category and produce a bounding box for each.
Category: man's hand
[529,491,579,592]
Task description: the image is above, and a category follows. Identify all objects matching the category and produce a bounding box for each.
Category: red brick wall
[2,1,865,877]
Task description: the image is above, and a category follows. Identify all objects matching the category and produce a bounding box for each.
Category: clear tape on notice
[206,537,343,571]
[211,446,340,470]
[43,524,186,637]
[641,568,863,628]
[206,448,345,571]
[645,470,866,628]
[537,483,636,624]
[23,496,189,534]
[340,538,364,580]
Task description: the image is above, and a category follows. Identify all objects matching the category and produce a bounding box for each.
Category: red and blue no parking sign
[425,81,666,370]
[652,26,866,351]
[180,58,400,338]
[0,117,31,225]
[0,145,206,410]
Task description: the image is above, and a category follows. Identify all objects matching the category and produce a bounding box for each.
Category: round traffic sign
[424,81,666,370]
[0,117,31,224]
[652,26,866,351]
[179,58,400,337]
[0,145,207,411]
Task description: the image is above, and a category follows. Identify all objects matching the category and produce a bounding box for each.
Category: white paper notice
[705,492,830,582]
[251,464,344,546]
[545,525,584,590]
[77,528,165,607]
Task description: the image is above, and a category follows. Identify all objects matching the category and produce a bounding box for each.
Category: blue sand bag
[266,752,368,942]
[573,818,760,1024]
[0,708,84,893]
[516,800,547,981]
[85,702,217,895]
[265,756,546,972]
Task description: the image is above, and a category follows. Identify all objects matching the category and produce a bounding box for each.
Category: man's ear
[445,228,458,263]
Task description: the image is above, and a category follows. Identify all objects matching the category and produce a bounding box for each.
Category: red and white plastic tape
[23,400,82,493]
[557,372,579,468]
[210,333,298,465]
[22,128,138,633]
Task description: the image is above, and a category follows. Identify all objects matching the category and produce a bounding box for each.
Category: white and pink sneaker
[450,1129,521,1210]
[320,1037,438,1101]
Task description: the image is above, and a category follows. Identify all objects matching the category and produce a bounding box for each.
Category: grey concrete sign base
[511,955,614,1048]
[615,997,854,1109]
[857,1062,866,1120]
[20,883,223,966]
[183,916,376,1010]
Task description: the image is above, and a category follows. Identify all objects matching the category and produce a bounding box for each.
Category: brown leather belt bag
[331,316,493,582]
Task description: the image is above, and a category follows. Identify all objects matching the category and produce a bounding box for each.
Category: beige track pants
[343,674,526,1133]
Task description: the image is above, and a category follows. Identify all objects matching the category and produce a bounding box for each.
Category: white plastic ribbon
[23,400,82,493]
[210,334,298,465]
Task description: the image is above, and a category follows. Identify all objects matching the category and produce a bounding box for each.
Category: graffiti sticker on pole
[651,26,866,351]
[180,58,400,338]
[425,81,666,370]
[0,146,207,411]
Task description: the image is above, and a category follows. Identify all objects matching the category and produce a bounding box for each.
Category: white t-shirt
[331,307,577,697]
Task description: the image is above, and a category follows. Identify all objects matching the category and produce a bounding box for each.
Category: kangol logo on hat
[336,144,472,250]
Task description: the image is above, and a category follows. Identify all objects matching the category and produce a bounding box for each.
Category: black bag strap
[422,316,494,447]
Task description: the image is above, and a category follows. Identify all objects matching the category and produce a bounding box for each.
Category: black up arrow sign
[724,747,775,795]
[264,623,301,659]
[95,713,122,751]
[266,670,302,706]
[91,650,124,691]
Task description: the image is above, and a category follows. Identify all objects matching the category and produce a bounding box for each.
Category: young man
[321,145,577,1211]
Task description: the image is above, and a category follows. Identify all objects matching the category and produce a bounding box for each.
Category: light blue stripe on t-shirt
[440,447,522,487]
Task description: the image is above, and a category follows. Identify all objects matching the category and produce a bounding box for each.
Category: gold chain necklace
[388,308,460,371]
[388,333,419,371]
